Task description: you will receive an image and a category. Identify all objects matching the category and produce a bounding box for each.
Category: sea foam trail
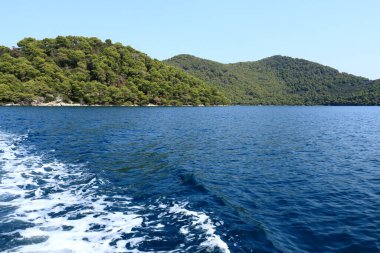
[0,131,230,253]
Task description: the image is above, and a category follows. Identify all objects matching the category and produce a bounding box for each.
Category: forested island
[0,36,378,106]
[165,55,380,105]
[0,36,228,106]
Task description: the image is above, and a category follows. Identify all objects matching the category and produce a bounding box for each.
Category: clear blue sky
[1,0,379,79]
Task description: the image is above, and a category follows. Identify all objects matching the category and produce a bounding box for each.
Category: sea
[0,106,379,252]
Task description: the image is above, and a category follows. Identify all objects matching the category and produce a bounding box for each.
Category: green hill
[348,79,380,105]
[165,54,377,105]
[0,37,228,105]
[1,37,377,106]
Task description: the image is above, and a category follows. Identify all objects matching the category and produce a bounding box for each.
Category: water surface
[0,106,379,252]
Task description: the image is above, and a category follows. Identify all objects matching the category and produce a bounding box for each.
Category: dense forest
[0,36,378,106]
[349,79,380,105]
[0,36,228,105]
[165,54,378,105]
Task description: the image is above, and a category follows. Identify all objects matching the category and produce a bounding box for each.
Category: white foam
[0,132,143,253]
[169,203,230,253]
[0,131,230,253]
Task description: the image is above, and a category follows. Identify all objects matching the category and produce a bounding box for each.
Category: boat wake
[0,131,229,253]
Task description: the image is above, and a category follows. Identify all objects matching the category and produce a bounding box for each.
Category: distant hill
[348,79,380,105]
[165,54,377,105]
[1,37,377,106]
[0,37,228,105]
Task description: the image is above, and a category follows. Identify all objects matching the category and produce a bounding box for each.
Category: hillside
[165,54,377,105]
[0,37,228,105]
[348,79,380,105]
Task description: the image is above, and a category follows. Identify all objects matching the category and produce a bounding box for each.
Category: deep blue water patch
[0,106,379,252]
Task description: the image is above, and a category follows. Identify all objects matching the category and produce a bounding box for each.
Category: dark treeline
[0,36,228,105]
[1,37,378,106]
[165,54,379,105]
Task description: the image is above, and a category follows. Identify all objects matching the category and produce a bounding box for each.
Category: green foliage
[0,36,228,105]
[347,80,380,105]
[165,54,377,105]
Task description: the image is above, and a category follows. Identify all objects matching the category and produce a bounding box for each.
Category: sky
[1,0,379,79]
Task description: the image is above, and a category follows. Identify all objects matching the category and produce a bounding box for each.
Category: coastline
[0,102,215,107]
[1,102,377,107]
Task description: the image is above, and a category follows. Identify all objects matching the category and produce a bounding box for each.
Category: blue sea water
[0,106,379,253]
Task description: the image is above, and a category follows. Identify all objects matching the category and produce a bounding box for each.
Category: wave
[0,131,230,253]
[179,173,209,193]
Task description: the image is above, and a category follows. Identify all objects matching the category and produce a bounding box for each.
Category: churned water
[0,106,379,252]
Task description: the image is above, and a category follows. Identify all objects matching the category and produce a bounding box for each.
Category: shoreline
[1,102,227,107]
[0,103,378,107]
